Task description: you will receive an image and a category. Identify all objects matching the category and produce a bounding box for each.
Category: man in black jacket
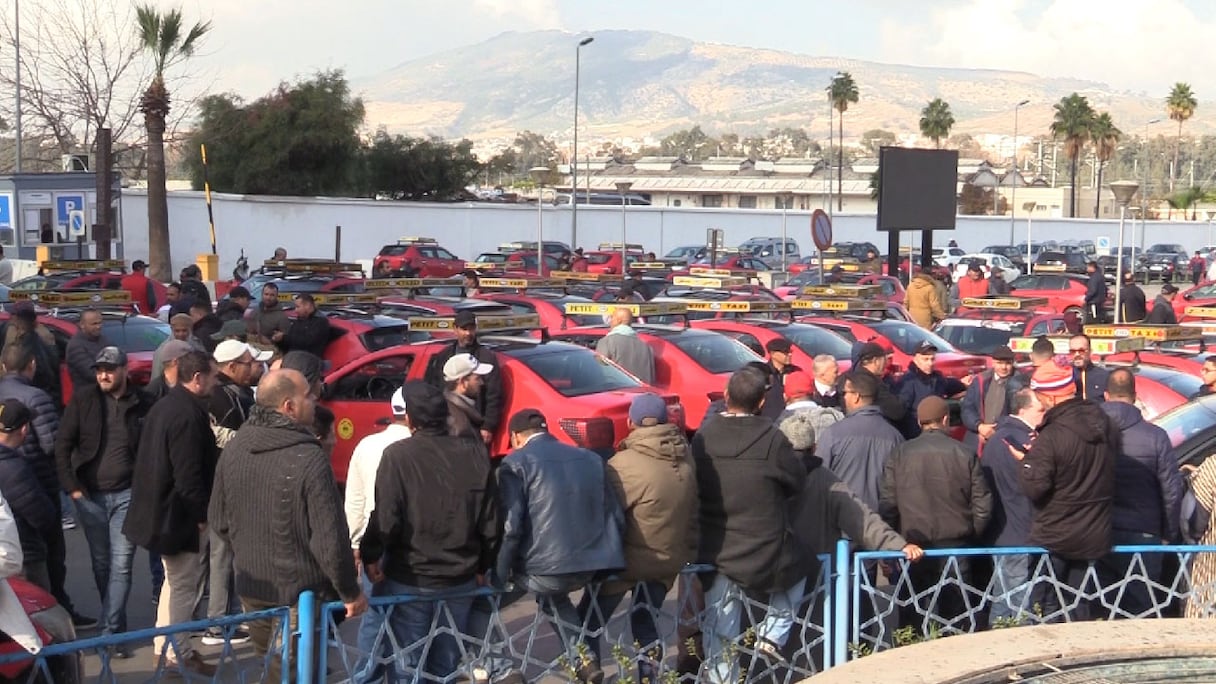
[1119,272,1147,322]
[124,350,218,676]
[442,353,491,440]
[65,309,111,395]
[1146,282,1179,324]
[177,265,212,312]
[851,341,906,426]
[214,286,250,323]
[0,303,61,407]
[282,293,331,359]
[424,311,503,447]
[760,337,798,420]
[54,347,153,643]
[1084,260,1108,324]
[1018,360,1118,622]
[189,301,223,354]
[1068,334,1110,402]
[360,382,495,682]
[0,399,56,597]
[211,369,365,682]
[880,396,991,634]
[893,341,968,439]
[693,367,805,683]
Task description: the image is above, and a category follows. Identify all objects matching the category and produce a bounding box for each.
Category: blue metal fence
[13,544,1216,681]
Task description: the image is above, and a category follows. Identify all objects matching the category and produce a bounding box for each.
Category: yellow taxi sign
[801,284,882,298]
[551,271,618,283]
[563,302,689,318]
[11,290,132,306]
[464,261,500,270]
[363,278,454,290]
[477,278,565,289]
[1032,263,1067,273]
[682,300,792,314]
[1008,336,1145,355]
[309,293,382,307]
[263,259,363,274]
[671,276,748,288]
[39,259,126,272]
[397,236,438,244]
[408,313,542,332]
[597,242,645,251]
[1082,324,1203,342]
[960,296,1050,310]
[631,262,671,270]
[1185,306,1216,319]
[791,298,886,312]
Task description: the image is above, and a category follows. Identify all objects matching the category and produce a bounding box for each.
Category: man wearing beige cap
[879,395,991,635]
[442,353,493,441]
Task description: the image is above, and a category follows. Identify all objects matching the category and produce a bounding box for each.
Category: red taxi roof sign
[791,298,886,312]
[671,275,749,288]
[309,293,382,307]
[1081,324,1202,342]
[409,313,543,332]
[477,278,566,289]
[39,259,126,273]
[680,300,791,314]
[801,284,882,298]
[1007,335,1145,355]
[11,289,132,307]
[563,302,689,318]
[363,278,457,290]
[960,296,1050,310]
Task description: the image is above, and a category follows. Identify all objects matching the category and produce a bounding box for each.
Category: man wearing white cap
[345,387,412,682]
[442,353,494,442]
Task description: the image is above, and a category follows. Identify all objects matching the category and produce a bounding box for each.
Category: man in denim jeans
[981,388,1044,623]
[54,347,153,650]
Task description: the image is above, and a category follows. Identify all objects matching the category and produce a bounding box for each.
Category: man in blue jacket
[817,371,905,512]
[893,341,968,439]
[1067,334,1110,403]
[981,388,1045,623]
[1099,368,1183,616]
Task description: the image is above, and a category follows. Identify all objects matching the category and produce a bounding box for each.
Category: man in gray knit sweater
[209,369,366,681]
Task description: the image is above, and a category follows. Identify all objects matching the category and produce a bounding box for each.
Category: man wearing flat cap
[424,311,503,448]
[880,395,991,634]
[850,341,905,426]
[893,340,968,439]
[960,345,1022,453]
[760,337,799,420]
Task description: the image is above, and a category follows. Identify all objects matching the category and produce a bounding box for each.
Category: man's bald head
[610,307,634,327]
[257,369,307,410]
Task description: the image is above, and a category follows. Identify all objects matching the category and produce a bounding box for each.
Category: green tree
[828,72,859,211]
[1090,112,1122,218]
[1169,185,1206,220]
[860,129,896,155]
[511,130,558,175]
[1167,82,1198,193]
[660,126,716,160]
[919,98,955,148]
[360,132,481,200]
[766,127,815,158]
[185,71,365,196]
[1050,93,1095,217]
[136,3,210,282]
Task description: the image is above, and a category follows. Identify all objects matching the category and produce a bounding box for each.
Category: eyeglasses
[1069,348,1089,354]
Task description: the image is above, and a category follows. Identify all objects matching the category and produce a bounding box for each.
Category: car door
[322,350,416,484]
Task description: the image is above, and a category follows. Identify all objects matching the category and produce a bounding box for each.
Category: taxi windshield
[867,321,957,355]
[1155,394,1216,448]
[779,325,854,360]
[936,324,1014,355]
[669,332,762,374]
[511,346,642,397]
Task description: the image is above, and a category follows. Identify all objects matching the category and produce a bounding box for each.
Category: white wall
[118,189,1216,277]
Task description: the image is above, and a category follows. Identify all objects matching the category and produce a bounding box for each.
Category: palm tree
[1167,82,1198,193]
[1089,112,1122,218]
[136,5,210,283]
[1050,93,1095,218]
[918,98,954,148]
[828,72,859,211]
[1170,185,1206,220]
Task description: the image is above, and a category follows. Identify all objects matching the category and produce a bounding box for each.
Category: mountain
[356,30,1206,144]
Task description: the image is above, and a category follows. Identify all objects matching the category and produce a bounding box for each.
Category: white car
[953,253,1021,283]
[936,247,969,270]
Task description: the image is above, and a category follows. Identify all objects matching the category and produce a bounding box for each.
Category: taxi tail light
[128,366,152,386]
[559,417,615,450]
[706,391,724,402]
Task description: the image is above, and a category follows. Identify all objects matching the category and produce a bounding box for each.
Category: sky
[93,0,1216,100]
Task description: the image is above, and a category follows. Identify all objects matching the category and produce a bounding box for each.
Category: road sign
[68,210,86,238]
[56,194,84,233]
[811,209,833,251]
[1096,236,1111,250]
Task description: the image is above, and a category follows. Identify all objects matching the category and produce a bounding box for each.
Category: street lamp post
[779,192,793,271]
[1110,180,1140,323]
[1023,201,1038,267]
[615,181,633,270]
[571,36,594,250]
[1009,100,1029,244]
[1141,119,1161,256]
[530,167,552,276]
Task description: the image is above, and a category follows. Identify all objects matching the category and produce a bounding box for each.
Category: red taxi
[551,301,762,430]
[1177,282,1216,319]
[1006,273,1112,316]
[11,259,170,308]
[934,297,1070,356]
[502,253,562,276]
[683,300,856,370]
[686,254,771,273]
[773,270,905,303]
[372,237,465,277]
[322,312,683,484]
[653,274,782,320]
[471,277,610,329]
[585,243,647,275]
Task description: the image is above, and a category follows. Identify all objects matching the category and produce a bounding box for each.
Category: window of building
[775,195,795,210]
[702,195,723,208]
[671,199,682,207]
[738,195,757,209]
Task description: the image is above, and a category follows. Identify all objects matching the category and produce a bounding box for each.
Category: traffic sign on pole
[811,209,833,251]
